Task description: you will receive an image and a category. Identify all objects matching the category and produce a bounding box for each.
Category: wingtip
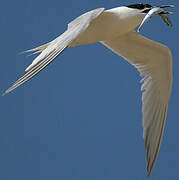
[147,170,152,178]
[2,87,14,96]
[2,91,7,96]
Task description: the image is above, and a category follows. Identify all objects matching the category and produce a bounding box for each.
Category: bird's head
[126,3,175,32]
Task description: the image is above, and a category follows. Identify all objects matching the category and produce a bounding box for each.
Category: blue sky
[0,0,178,180]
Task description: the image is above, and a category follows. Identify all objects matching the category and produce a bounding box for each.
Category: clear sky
[0,0,178,180]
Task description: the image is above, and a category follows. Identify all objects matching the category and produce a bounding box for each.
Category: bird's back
[69,7,145,47]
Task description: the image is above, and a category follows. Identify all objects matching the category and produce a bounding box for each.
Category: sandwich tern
[3,3,175,177]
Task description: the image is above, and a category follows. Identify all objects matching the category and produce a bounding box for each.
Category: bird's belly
[69,10,143,47]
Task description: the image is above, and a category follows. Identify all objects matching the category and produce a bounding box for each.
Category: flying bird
[3,3,175,177]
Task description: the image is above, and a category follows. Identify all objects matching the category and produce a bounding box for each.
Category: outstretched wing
[101,31,172,176]
[3,8,105,95]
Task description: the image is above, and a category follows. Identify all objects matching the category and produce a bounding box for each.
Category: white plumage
[3,4,174,177]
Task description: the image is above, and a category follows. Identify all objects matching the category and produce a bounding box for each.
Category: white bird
[3,3,174,177]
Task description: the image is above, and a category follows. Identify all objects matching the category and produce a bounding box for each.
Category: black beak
[159,5,175,8]
[158,5,175,27]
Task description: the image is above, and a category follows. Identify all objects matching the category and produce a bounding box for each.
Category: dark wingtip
[147,170,152,178]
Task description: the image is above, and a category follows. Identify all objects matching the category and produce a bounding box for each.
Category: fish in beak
[137,5,175,32]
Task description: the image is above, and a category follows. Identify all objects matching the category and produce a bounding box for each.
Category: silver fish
[137,6,174,32]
